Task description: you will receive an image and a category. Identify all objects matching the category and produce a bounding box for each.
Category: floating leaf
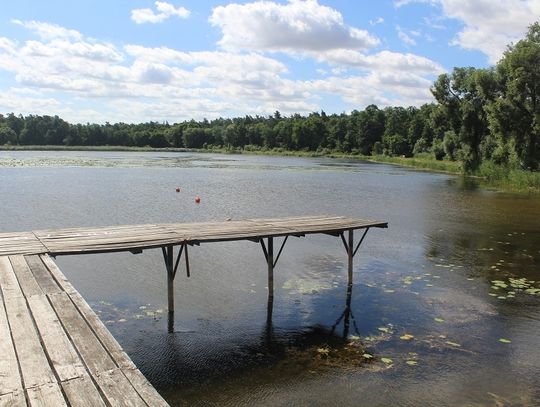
[381,357,393,365]
[406,360,418,366]
[426,284,433,287]
[362,353,373,359]
[384,289,395,293]
[498,338,512,344]
[378,327,390,333]
[349,335,360,341]
[445,341,461,347]
[117,318,127,323]
[400,334,414,341]
[434,318,445,323]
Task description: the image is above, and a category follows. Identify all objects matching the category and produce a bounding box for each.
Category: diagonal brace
[352,228,370,257]
[273,236,288,268]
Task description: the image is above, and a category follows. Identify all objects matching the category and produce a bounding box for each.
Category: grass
[2,144,538,194]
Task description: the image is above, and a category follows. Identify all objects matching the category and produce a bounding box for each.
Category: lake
[1,150,539,406]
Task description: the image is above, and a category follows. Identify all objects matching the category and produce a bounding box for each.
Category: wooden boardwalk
[0,215,386,256]
[0,215,387,406]
[0,254,168,406]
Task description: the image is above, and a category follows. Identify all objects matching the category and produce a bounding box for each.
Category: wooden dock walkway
[0,215,387,406]
[0,254,168,406]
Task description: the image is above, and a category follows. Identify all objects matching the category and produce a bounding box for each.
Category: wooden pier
[0,215,387,406]
[0,254,168,406]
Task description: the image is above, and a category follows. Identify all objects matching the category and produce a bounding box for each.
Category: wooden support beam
[267,237,274,299]
[161,246,175,314]
[347,230,354,285]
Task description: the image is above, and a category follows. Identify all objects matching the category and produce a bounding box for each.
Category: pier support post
[163,245,175,313]
[348,230,354,285]
[267,237,274,298]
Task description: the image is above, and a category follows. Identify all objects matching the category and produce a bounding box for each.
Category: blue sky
[0,0,538,123]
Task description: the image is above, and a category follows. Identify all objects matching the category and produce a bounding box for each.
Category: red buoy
[195,195,201,204]
[175,187,181,193]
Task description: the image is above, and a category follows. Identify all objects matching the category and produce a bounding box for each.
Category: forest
[1,23,539,173]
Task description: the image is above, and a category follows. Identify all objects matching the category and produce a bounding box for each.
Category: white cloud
[370,17,384,26]
[440,0,540,63]
[209,0,379,53]
[318,50,444,76]
[395,0,540,64]
[0,19,443,123]
[397,26,417,46]
[394,0,437,7]
[131,1,190,24]
[12,19,82,40]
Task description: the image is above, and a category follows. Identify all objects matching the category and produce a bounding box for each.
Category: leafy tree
[485,22,540,169]
[0,125,16,144]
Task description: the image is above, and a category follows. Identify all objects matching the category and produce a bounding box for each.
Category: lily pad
[434,317,445,323]
[498,338,512,344]
[400,334,414,341]
[406,360,418,366]
[362,353,373,359]
[381,357,393,365]
[378,327,390,333]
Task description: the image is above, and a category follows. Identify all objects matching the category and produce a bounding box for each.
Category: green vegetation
[1,23,540,193]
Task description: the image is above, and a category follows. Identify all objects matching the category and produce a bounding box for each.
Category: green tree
[485,22,540,169]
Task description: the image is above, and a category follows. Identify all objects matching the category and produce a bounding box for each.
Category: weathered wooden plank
[48,292,117,375]
[0,288,22,396]
[0,390,26,407]
[24,256,62,295]
[2,294,56,389]
[26,295,86,382]
[42,256,136,369]
[8,256,42,298]
[61,376,106,407]
[0,257,23,299]
[94,369,146,407]
[26,383,67,407]
[123,368,169,407]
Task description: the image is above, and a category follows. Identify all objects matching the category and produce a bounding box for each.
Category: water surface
[1,150,539,406]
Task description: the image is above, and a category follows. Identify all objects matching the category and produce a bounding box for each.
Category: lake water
[1,150,540,406]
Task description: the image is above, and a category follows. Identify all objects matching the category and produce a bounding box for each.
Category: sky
[0,0,538,124]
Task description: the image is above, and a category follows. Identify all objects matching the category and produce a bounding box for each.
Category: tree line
[1,23,539,171]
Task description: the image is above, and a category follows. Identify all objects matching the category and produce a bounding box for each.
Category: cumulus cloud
[131,1,190,24]
[395,0,540,63]
[209,0,379,53]
[0,18,444,123]
[440,0,540,63]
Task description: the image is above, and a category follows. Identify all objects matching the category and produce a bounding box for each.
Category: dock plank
[61,376,106,407]
[94,369,146,407]
[25,256,62,295]
[0,291,21,396]
[48,292,117,376]
[41,255,136,369]
[26,383,67,407]
[26,295,86,382]
[2,294,56,389]
[9,256,42,298]
[0,391,26,407]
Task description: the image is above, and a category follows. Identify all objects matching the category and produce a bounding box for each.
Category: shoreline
[1,145,538,194]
